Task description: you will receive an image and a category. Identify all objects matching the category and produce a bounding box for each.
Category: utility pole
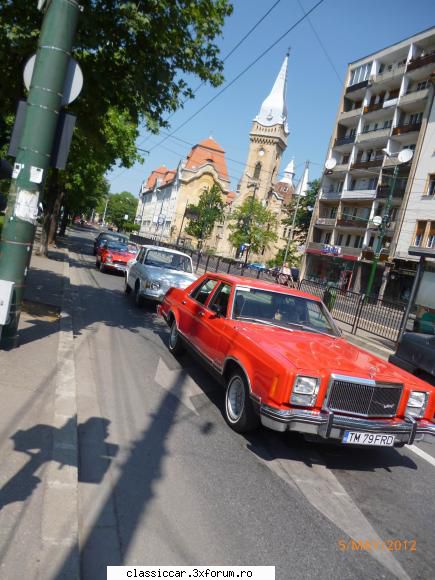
[282,161,309,267]
[102,197,110,225]
[243,176,259,265]
[0,0,81,349]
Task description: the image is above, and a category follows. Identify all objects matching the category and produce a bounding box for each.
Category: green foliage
[228,198,278,257]
[0,0,232,240]
[0,215,4,236]
[105,191,138,229]
[185,184,225,243]
[123,222,140,233]
[282,178,320,239]
[266,245,301,268]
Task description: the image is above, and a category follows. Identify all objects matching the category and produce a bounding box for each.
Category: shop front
[305,245,358,289]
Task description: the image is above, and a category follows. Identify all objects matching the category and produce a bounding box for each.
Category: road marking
[155,357,200,415]
[408,444,435,467]
[255,442,411,580]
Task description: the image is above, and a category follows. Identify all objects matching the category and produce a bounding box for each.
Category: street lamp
[365,148,413,297]
[244,173,259,265]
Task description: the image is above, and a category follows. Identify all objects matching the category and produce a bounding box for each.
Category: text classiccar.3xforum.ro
[107,567,275,579]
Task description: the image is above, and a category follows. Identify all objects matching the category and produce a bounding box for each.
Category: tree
[228,198,278,262]
[267,244,301,268]
[0,0,233,253]
[185,184,225,247]
[105,191,138,230]
[282,178,319,241]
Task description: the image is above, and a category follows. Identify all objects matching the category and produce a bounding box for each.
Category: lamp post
[244,174,259,265]
[365,149,413,298]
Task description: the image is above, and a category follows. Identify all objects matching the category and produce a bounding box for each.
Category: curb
[38,247,80,579]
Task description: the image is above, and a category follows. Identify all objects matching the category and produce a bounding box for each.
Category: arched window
[253,162,261,180]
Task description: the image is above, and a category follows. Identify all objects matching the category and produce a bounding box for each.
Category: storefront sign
[321,244,342,256]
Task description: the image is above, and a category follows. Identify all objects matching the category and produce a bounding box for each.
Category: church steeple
[255,54,289,134]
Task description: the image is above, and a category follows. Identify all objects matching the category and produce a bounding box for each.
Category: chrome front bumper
[260,404,435,445]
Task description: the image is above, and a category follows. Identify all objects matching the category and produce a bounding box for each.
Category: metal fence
[129,235,407,342]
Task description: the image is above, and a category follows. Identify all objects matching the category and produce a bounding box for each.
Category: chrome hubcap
[227,377,245,422]
[169,323,178,348]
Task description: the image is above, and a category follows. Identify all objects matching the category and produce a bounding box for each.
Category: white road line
[257,447,411,580]
[408,444,435,467]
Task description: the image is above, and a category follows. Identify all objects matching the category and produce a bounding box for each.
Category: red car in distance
[96,240,138,274]
[159,273,435,447]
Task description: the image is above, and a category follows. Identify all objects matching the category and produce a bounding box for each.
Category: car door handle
[182,300,187,305]
[198,311,205,317]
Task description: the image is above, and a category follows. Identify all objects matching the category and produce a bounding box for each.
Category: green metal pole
[365,163,399,298]
[0,0,80,349]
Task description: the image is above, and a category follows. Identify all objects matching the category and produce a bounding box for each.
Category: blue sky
[107,0,434,196]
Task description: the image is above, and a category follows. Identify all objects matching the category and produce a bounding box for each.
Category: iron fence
[128,235,407,342]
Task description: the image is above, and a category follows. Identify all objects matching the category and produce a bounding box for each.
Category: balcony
[336,218,368,228]
[363,103,383,113]
[320,189,342,200]
[341,189,377,200]
[357,127,390,143]
[376,184,406,199]
[346,80,369,94]
[407,53,435,72]
[339,107,362,121]
[392,122,422,136]
[370,65,405,84]
[316,217,336,226]
[351,158,384,169]
[400,87,429,106]
[334,135,355,147]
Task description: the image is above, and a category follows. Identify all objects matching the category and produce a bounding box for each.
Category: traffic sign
[24,54,83,106]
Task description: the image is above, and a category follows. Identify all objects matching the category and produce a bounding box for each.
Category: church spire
[255,54,289,134]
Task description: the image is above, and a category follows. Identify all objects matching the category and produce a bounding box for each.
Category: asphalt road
[67,228,434,580]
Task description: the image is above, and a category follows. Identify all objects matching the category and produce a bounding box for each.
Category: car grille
[326,378,403,417]
[114,260,126,265]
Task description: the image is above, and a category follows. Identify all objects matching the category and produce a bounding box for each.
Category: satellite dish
[398,149,413,164]
[373,216,382,227]
[325,158,337,170]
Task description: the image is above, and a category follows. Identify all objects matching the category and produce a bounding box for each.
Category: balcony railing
[364,103,383,113]
[339,107,362,119]
[341,189,377,200]
[392,122,422,135]
[316,217,336,226]
[376,184,406,199]
[346,80,369,94]
[351,158,384,169]
[334,135,355,146]
[336,218,368,228]
[407,53,435,72]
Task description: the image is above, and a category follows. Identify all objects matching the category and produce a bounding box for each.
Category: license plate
[342,431,395,446]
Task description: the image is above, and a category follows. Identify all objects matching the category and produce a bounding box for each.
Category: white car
[125,245,197,306]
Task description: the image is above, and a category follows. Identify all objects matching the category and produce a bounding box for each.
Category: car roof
[201,272,321,302]
[142,245,192,259]
[97,232,127,239]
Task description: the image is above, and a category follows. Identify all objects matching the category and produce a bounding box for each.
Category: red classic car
[159,273,435,447]
[96,240,138,273]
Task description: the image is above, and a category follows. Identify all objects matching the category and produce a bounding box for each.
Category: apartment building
[302,26,435,300]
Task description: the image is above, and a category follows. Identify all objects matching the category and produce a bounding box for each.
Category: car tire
[99,262,106,273]
[95,259,100,269]
[124,276,131,294]
[168,318,185,355]
[135,281,144,307]
[224,372,259,433]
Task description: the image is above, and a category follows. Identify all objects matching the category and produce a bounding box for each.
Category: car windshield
[232,287,340,336]
[106,242,129,252]
[144,250,192,273]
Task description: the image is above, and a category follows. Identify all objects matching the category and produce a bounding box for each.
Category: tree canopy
[282,179,319,240]
[104,191,138,230]
[228,198,278,260]
[185,184,225,245]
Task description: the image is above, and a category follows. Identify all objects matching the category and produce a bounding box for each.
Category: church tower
[237,54,289,204]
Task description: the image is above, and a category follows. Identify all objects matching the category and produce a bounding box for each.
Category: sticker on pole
[30,166,43,184]
[12,163,24,179]
[14,189,39,223]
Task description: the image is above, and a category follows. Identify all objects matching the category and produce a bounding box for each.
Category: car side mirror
[210,303,224,317]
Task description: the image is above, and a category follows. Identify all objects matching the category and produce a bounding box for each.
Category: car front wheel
[124,276,131,294]
[168,318,184,355]
[224,372,259,433]
[135,281,144,307]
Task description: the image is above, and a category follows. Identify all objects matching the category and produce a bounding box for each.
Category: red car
[96,241,138,274]
[159,273,435,447]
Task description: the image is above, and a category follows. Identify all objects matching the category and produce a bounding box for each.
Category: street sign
[24,54,83,106]
[157,215,165,226]
[124,214,129,220]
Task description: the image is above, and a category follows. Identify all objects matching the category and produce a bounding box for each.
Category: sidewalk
[0,241,78,579]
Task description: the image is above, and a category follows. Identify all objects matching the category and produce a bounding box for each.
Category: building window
[337,234,344,245]
[414,221,426,247]
[409,112,423,125]
[416,80,428,91]
[368,235,375,247]
[427,174,435,196]
[329,207,337,218]
[253,162,261,180]
[345,234,352,246]
[354,236,363,248]
[324,232,332,244]
[342,154,350,164]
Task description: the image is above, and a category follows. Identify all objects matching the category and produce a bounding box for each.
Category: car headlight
[105,254,113,263]
[150,281,161,290]
[406,391,428,418]
[290,376,320,407]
